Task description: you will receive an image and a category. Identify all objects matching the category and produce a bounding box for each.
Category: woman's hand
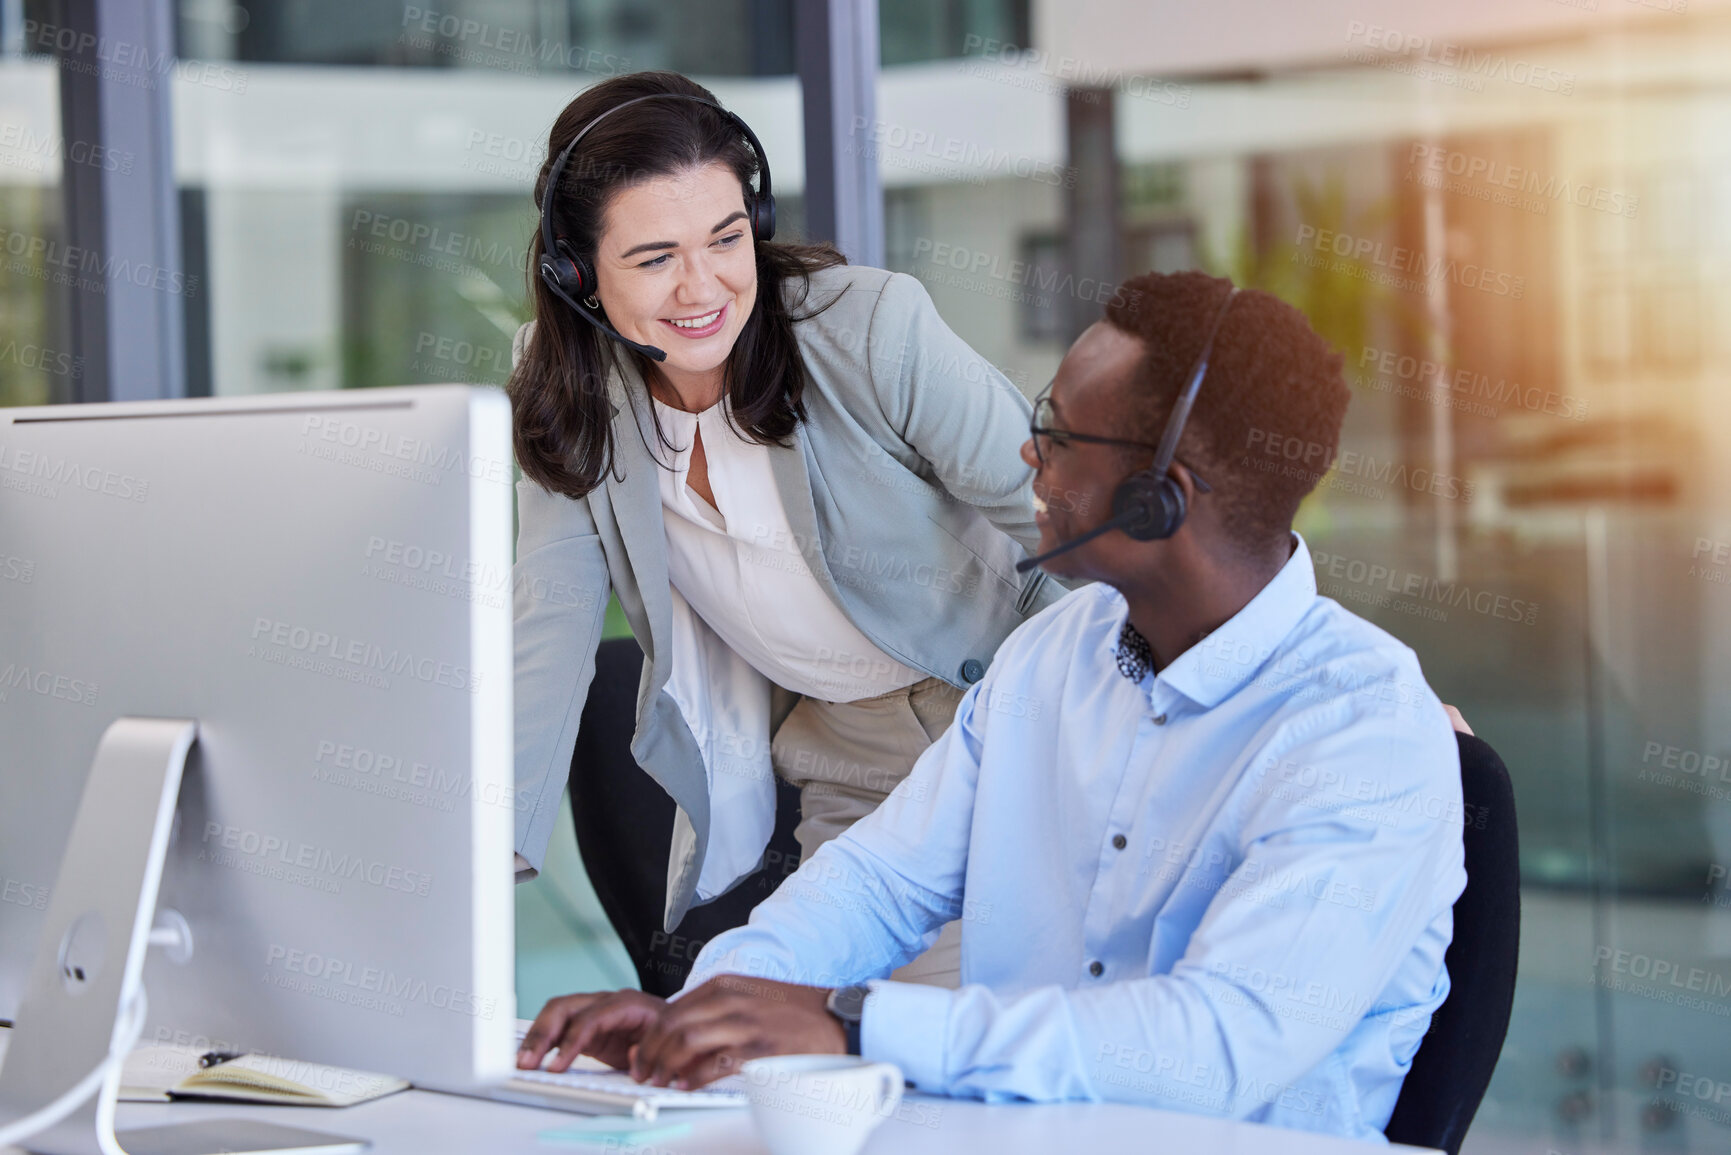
[518,989,669,1073]
[1443,704,1474,735]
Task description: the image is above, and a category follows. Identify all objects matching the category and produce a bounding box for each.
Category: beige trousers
[770,676,965,988]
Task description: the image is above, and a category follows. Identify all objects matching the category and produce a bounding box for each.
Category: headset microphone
[537,262,669,362]
[1016,287,1240,574]
[1015,505,1147,573]
[537,91,779,366]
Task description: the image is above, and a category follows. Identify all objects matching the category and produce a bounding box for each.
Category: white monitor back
[0,385,515,1087]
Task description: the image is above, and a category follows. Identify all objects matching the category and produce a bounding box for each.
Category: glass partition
[0,24,67,407]
[881,6,1731,1151]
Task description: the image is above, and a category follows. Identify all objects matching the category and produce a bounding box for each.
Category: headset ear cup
[548,239,593,298]
[1112,472,1188,542]
[751,194,776,242]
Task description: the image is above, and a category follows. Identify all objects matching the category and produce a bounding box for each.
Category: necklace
[1115,620,1153,683]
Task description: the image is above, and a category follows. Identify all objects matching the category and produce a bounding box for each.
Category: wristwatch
[825,984,870,1056]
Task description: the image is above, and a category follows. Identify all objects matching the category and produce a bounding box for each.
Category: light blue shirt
[685,535,1467,1142]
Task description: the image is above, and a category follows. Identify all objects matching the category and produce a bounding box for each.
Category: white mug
[739,1054,904,1155]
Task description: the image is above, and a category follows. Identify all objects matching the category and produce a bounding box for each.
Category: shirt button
[1152,713,1167,725]
[1088,960,1105,978]
[959,658,986,684]
[1112,834,1127,850]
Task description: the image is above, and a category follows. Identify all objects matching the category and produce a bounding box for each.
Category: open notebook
[120,1046,408,1107]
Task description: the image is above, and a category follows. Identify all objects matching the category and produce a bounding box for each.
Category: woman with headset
[509,70,1064,1007]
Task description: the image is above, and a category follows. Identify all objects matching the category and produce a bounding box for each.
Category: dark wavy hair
[511,72,846,498]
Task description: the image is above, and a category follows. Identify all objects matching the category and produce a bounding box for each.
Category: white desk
[3,1083,1440,1155]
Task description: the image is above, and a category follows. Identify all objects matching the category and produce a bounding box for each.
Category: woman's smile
[660,301,729,339]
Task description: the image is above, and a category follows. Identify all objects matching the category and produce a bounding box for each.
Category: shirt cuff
[862,980,952,1091]
[513,851,538,883]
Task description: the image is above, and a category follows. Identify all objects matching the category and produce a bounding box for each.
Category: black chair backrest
[1384,732,1521,1155]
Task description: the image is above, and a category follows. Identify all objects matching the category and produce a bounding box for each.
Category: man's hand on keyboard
[518,990,669,1074]
[628,976,846,1092]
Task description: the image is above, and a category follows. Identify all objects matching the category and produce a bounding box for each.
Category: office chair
[568,638,805,997]
[1384,732,1521,1155]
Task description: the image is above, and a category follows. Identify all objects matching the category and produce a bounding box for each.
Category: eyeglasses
[1028,387,1212,493]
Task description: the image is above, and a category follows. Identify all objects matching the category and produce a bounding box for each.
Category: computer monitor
[0,386,516,1111]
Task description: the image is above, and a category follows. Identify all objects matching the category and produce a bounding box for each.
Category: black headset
[537,92,777,364]
[1016,287,1240,573]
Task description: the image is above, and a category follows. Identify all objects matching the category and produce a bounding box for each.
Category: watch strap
[826,984,870,1056]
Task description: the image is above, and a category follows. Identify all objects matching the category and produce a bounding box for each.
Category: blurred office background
[4,1,1731,1150]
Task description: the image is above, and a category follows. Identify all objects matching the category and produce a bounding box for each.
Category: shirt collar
[1103,533,1318,711]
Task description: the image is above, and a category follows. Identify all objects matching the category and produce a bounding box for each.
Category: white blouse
[649,395,924,704]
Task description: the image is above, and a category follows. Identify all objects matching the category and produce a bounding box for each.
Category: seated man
[517,271,1467,1142]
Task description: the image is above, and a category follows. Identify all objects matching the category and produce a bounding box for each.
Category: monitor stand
[0,718,366,1155]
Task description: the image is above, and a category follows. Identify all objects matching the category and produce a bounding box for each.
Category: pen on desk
[198,1051,243,1068]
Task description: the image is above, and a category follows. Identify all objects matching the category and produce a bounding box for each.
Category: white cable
[0,987,147,1150]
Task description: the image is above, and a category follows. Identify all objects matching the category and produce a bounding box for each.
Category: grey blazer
[512,263,1063,929]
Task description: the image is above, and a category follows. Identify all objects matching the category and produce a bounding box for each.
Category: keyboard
[496,1066,748,1119]
[470,1023,748,1121]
